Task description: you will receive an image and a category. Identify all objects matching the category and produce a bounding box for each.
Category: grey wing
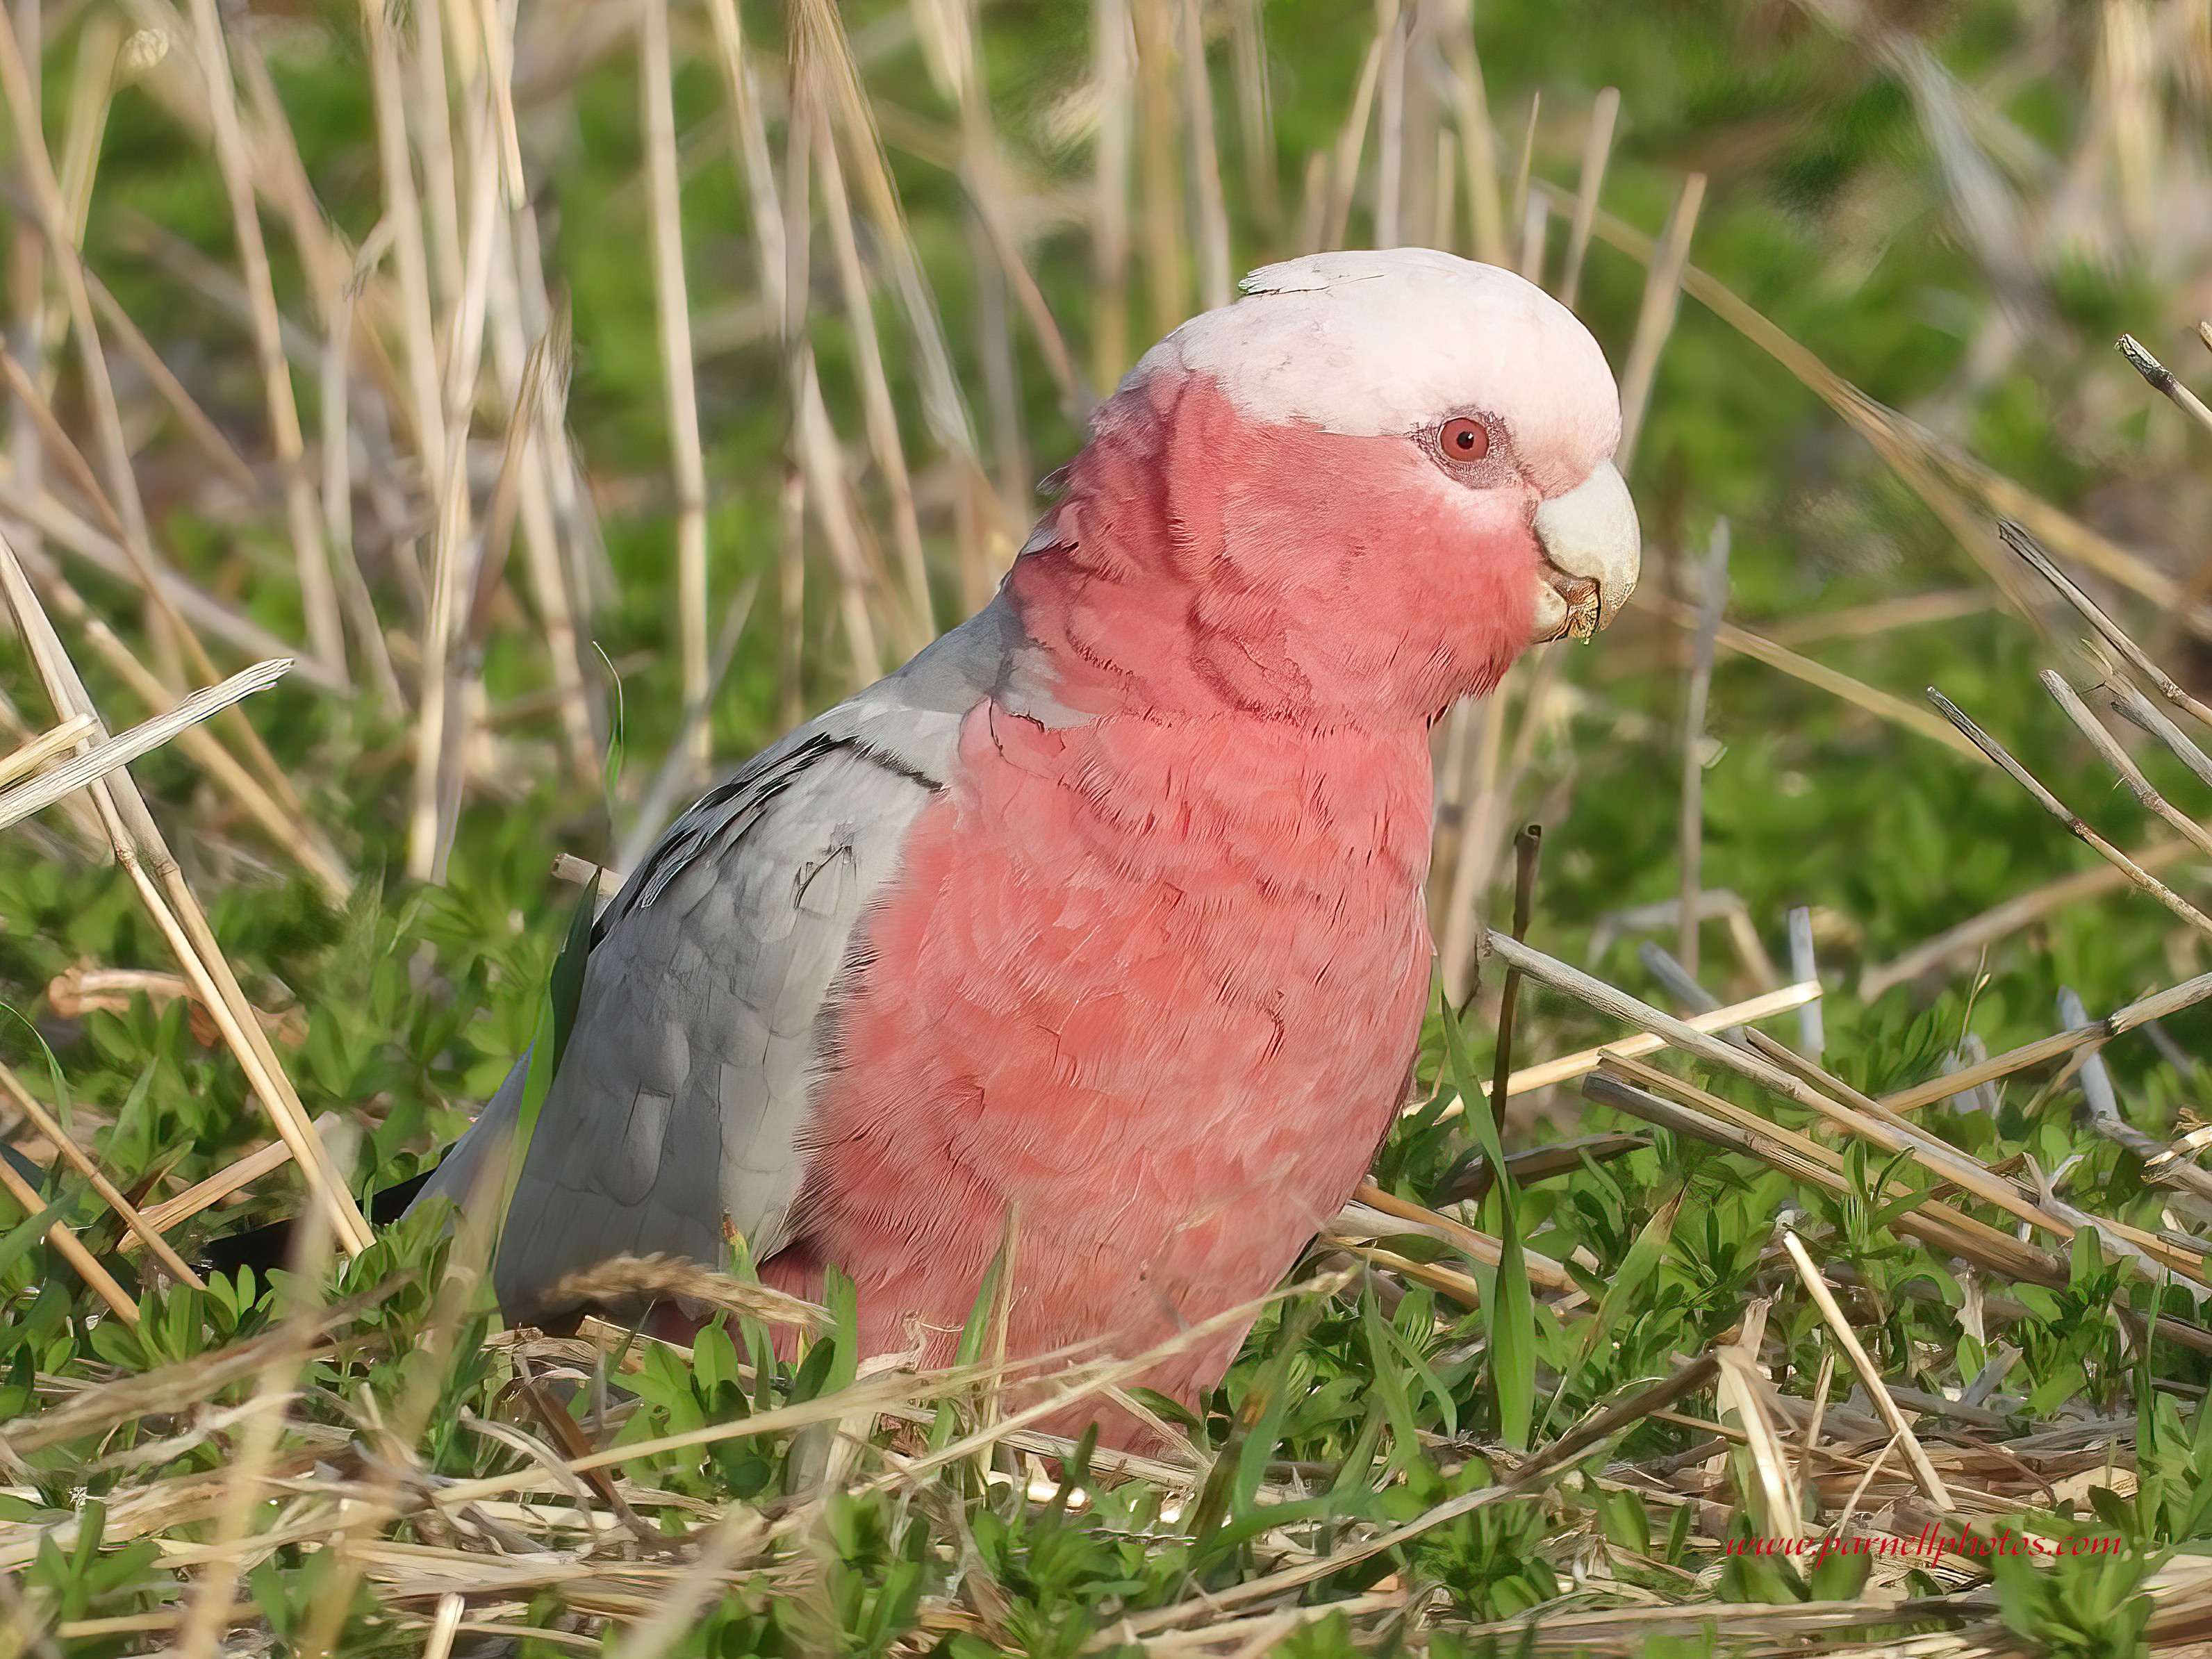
[413,594,1070,1323]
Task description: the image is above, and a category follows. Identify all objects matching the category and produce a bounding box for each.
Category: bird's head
[1009,248,1640,726]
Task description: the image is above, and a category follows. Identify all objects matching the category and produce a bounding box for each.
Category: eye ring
[1439,417,1490,462]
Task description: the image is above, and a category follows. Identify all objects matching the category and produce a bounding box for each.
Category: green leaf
[1439,986,1533,1450]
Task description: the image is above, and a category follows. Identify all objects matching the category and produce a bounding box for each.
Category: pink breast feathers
[759,698,1437,1438]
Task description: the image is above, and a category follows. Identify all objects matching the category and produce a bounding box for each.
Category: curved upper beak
[1529,461,1640,643]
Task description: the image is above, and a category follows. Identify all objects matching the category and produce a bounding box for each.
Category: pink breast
[761,700,1435,1430]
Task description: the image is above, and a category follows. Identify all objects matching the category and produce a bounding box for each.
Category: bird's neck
[1001,371,1528,732]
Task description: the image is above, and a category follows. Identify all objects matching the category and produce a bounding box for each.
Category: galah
[418,248,1639,1436]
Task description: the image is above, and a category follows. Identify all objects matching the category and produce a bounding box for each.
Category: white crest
[1128,248,1622,495]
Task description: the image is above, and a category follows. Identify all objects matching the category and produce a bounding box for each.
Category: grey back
[411,595,1069,1322]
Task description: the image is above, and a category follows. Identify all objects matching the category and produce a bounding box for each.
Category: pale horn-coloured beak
[1528,461,1640,643]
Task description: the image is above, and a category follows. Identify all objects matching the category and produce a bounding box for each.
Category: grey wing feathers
[414,595,1053,1323]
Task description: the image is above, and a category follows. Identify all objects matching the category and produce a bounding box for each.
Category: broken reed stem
[1558,86,1619,311]
[2003,520,2212,730]
[0,1059,203,1287]
[0,655,291,838]
[2118,334,2212,443]
[0,1138,138,1324]
[1615,170,1706,472]
[1928,687,2212,939]
[2043,670,2212,861]
[2098,656,2212,790]
[1781,1230,1954,1510]
[184,0,344,684]
[641,0,710,777]
[1678,520,1728,979]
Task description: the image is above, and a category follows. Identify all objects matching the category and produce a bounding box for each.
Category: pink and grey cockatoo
[419,248,1639,1432]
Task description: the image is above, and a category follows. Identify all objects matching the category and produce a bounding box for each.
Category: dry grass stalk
[74,616,352,902]
[641,0,711,779]
[1180,0,1233,301]
[1114,1351,1724,1637]
[1661,600,1990,761]
[1761,587,1994,646]
[1930,688,2212,940]
[1348,1180,1578,1290]
[815,117,934,645]
[1862,834,2207,999]
[122,1112,344,1241]
[1321,1,1392,252]
[2061,988,2212,1206]
[1508,89,1539,275]
[1413,979,1820,1118]
[1781,1230,1954,1509]
[0,712,94,789]
[1489,932,2177,1261]
[0,1128,140,1325]
[545,1252,827,1331]
[1615,170,1706,471]
[0,657,290,836]
[358,0,444,477]
[172,1203,334,1659]
[1713,1334,1804,1540]
[80,270,258,497]
[0,1059,204,1288]
[788,0,1000,577]
[1438,0,1505,266]
[182,0,345,684]
[1227,0,1277,236]
[1883,966,2212,1111]
[0,526,372,1255]
[319,255,406,718]
[1131,0,1188,331]
[1092,0,1134,384]
[407,79,502,884]
[1558,85,1619,310]
[1375,0,1406,249]
[1678,520,1729,978]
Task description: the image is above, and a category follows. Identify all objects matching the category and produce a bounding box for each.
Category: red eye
[1440,418,1490,461]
